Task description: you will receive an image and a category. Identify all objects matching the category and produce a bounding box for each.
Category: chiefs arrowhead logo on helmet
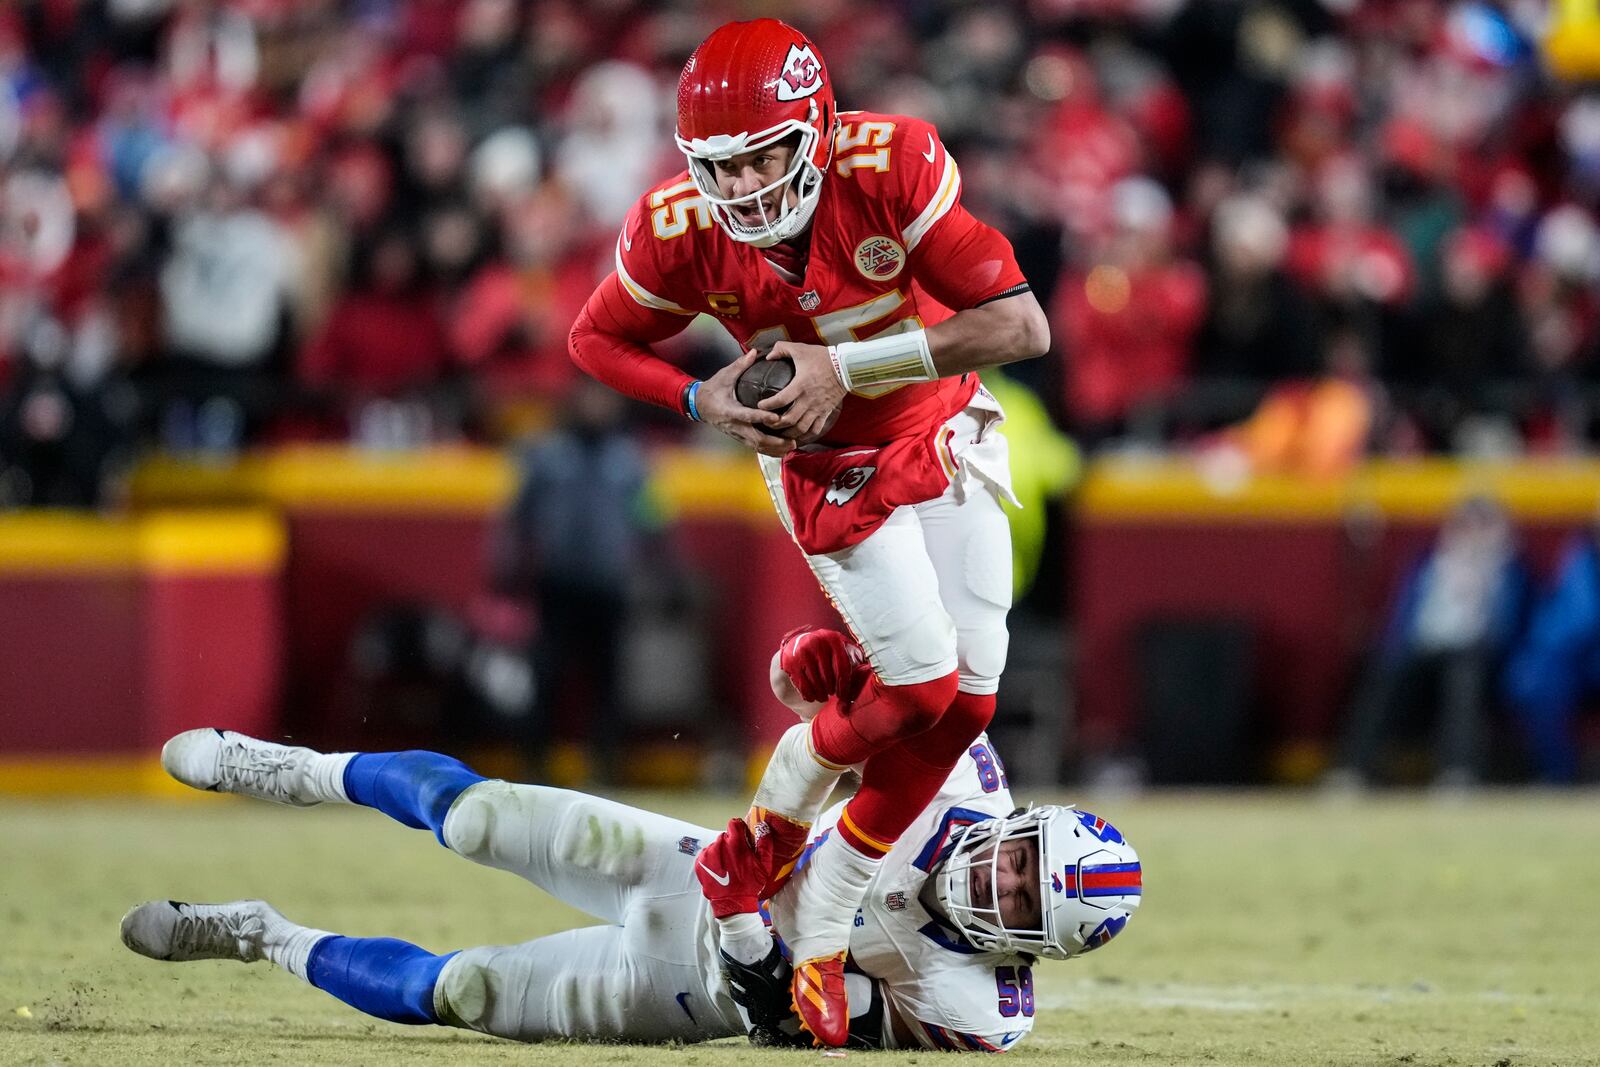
[777,43,824,101]
[675,19,838,247]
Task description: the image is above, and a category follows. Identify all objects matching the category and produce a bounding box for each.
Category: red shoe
[746,806,811,898]
[791,951,849,1047]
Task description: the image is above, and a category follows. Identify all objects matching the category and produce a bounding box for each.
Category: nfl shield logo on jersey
[884,890,908,911]
[854,235,906,281]
[799,289,821,311]
[826,465,877,506]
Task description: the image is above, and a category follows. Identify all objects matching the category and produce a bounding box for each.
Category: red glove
[778,626,866,704]
[696,818,777,918]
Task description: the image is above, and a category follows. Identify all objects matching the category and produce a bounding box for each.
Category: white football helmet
[929,804,1142,960]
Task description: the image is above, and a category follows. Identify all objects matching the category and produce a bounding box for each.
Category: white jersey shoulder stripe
[614,236,696,316]
[903,151,961,252]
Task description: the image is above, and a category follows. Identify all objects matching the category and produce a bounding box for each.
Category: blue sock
[343,751,486,844]
[306,936,456,1025]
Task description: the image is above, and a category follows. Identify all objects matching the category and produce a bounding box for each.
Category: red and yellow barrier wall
[0,510,284,794]
[128,446,830,759]
[10,445,1600,793]
[1074,457,1600,778]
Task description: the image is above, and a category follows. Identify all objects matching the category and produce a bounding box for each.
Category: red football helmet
[676,19,837,247]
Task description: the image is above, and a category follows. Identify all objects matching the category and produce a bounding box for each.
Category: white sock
[752,723,845,826]
[716,912,775,966]
[785,837,881,963]
[300,752,354,804]
[260,911,336,981]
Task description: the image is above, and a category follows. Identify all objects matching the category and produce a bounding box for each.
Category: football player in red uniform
[568,18,1049,1046]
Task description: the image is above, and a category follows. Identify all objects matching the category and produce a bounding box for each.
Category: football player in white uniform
[120,630,1141,1050]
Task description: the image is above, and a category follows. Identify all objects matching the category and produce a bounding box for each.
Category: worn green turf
[2,789,1597,1066]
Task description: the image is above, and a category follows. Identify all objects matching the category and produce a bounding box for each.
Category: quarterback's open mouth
[734,193,784,226]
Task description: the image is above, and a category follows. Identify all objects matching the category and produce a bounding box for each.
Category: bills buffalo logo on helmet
[855,235,906,281]
[1082,913,1129,952]
[826,464,878,506]
[776,43,823,101]
[1075,811,1125,845]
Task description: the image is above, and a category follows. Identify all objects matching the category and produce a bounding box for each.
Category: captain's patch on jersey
[855,235,906,281]
[777,43,823,101]
[705,291,740,316]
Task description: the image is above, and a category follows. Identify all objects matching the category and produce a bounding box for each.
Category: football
[735,356,796,410]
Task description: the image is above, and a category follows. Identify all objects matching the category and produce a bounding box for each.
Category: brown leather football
[735,357,796,410]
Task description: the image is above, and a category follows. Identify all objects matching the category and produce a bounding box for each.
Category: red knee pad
[810,671,960,767]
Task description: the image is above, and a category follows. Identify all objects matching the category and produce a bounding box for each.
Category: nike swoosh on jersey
[922,133,937,163]
[697,859,732,886]
[622,229,633,252]
[676,991,697,1023]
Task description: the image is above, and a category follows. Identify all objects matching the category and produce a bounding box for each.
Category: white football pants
[430,780,743,1043]
[759,389,1017,694]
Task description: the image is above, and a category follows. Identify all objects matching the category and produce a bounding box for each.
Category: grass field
[2,789,1597,1066]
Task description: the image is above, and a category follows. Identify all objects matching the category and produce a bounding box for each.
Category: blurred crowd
[2,0,1600,507]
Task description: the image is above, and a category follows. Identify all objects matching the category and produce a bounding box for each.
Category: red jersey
[572,111,1030,446]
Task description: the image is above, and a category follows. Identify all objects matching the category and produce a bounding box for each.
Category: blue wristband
[685,380,703,422]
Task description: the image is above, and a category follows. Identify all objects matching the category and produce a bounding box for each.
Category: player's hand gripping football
[696,348,796,456]
[759,340,846,443]
[696,816,789,916]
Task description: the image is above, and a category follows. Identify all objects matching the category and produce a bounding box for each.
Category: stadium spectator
[1222,327,1379,482]
[156,174,295,451]
[1328,496,1529,789]
[298,228,453,442]
[1515,205,1600,450]
[451,180,592,403]
[1285,155,1415,380]
[492,376,650,780]
[1503,519,1600,783]
[1194,192,1320,390]
[1054,176,1206,439]
[1411,225,1523,448]
[0,310,130,506]
[0,0,1591,459]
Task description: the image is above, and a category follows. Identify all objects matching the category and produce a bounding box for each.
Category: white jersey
[413,766,1038,1048]
[767,733,1037,1051]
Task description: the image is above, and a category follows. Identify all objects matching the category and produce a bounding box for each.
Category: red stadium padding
[0,512,284,766]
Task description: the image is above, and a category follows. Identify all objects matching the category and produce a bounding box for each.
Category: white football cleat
[162,728,322,806]
[120,900,277,964]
